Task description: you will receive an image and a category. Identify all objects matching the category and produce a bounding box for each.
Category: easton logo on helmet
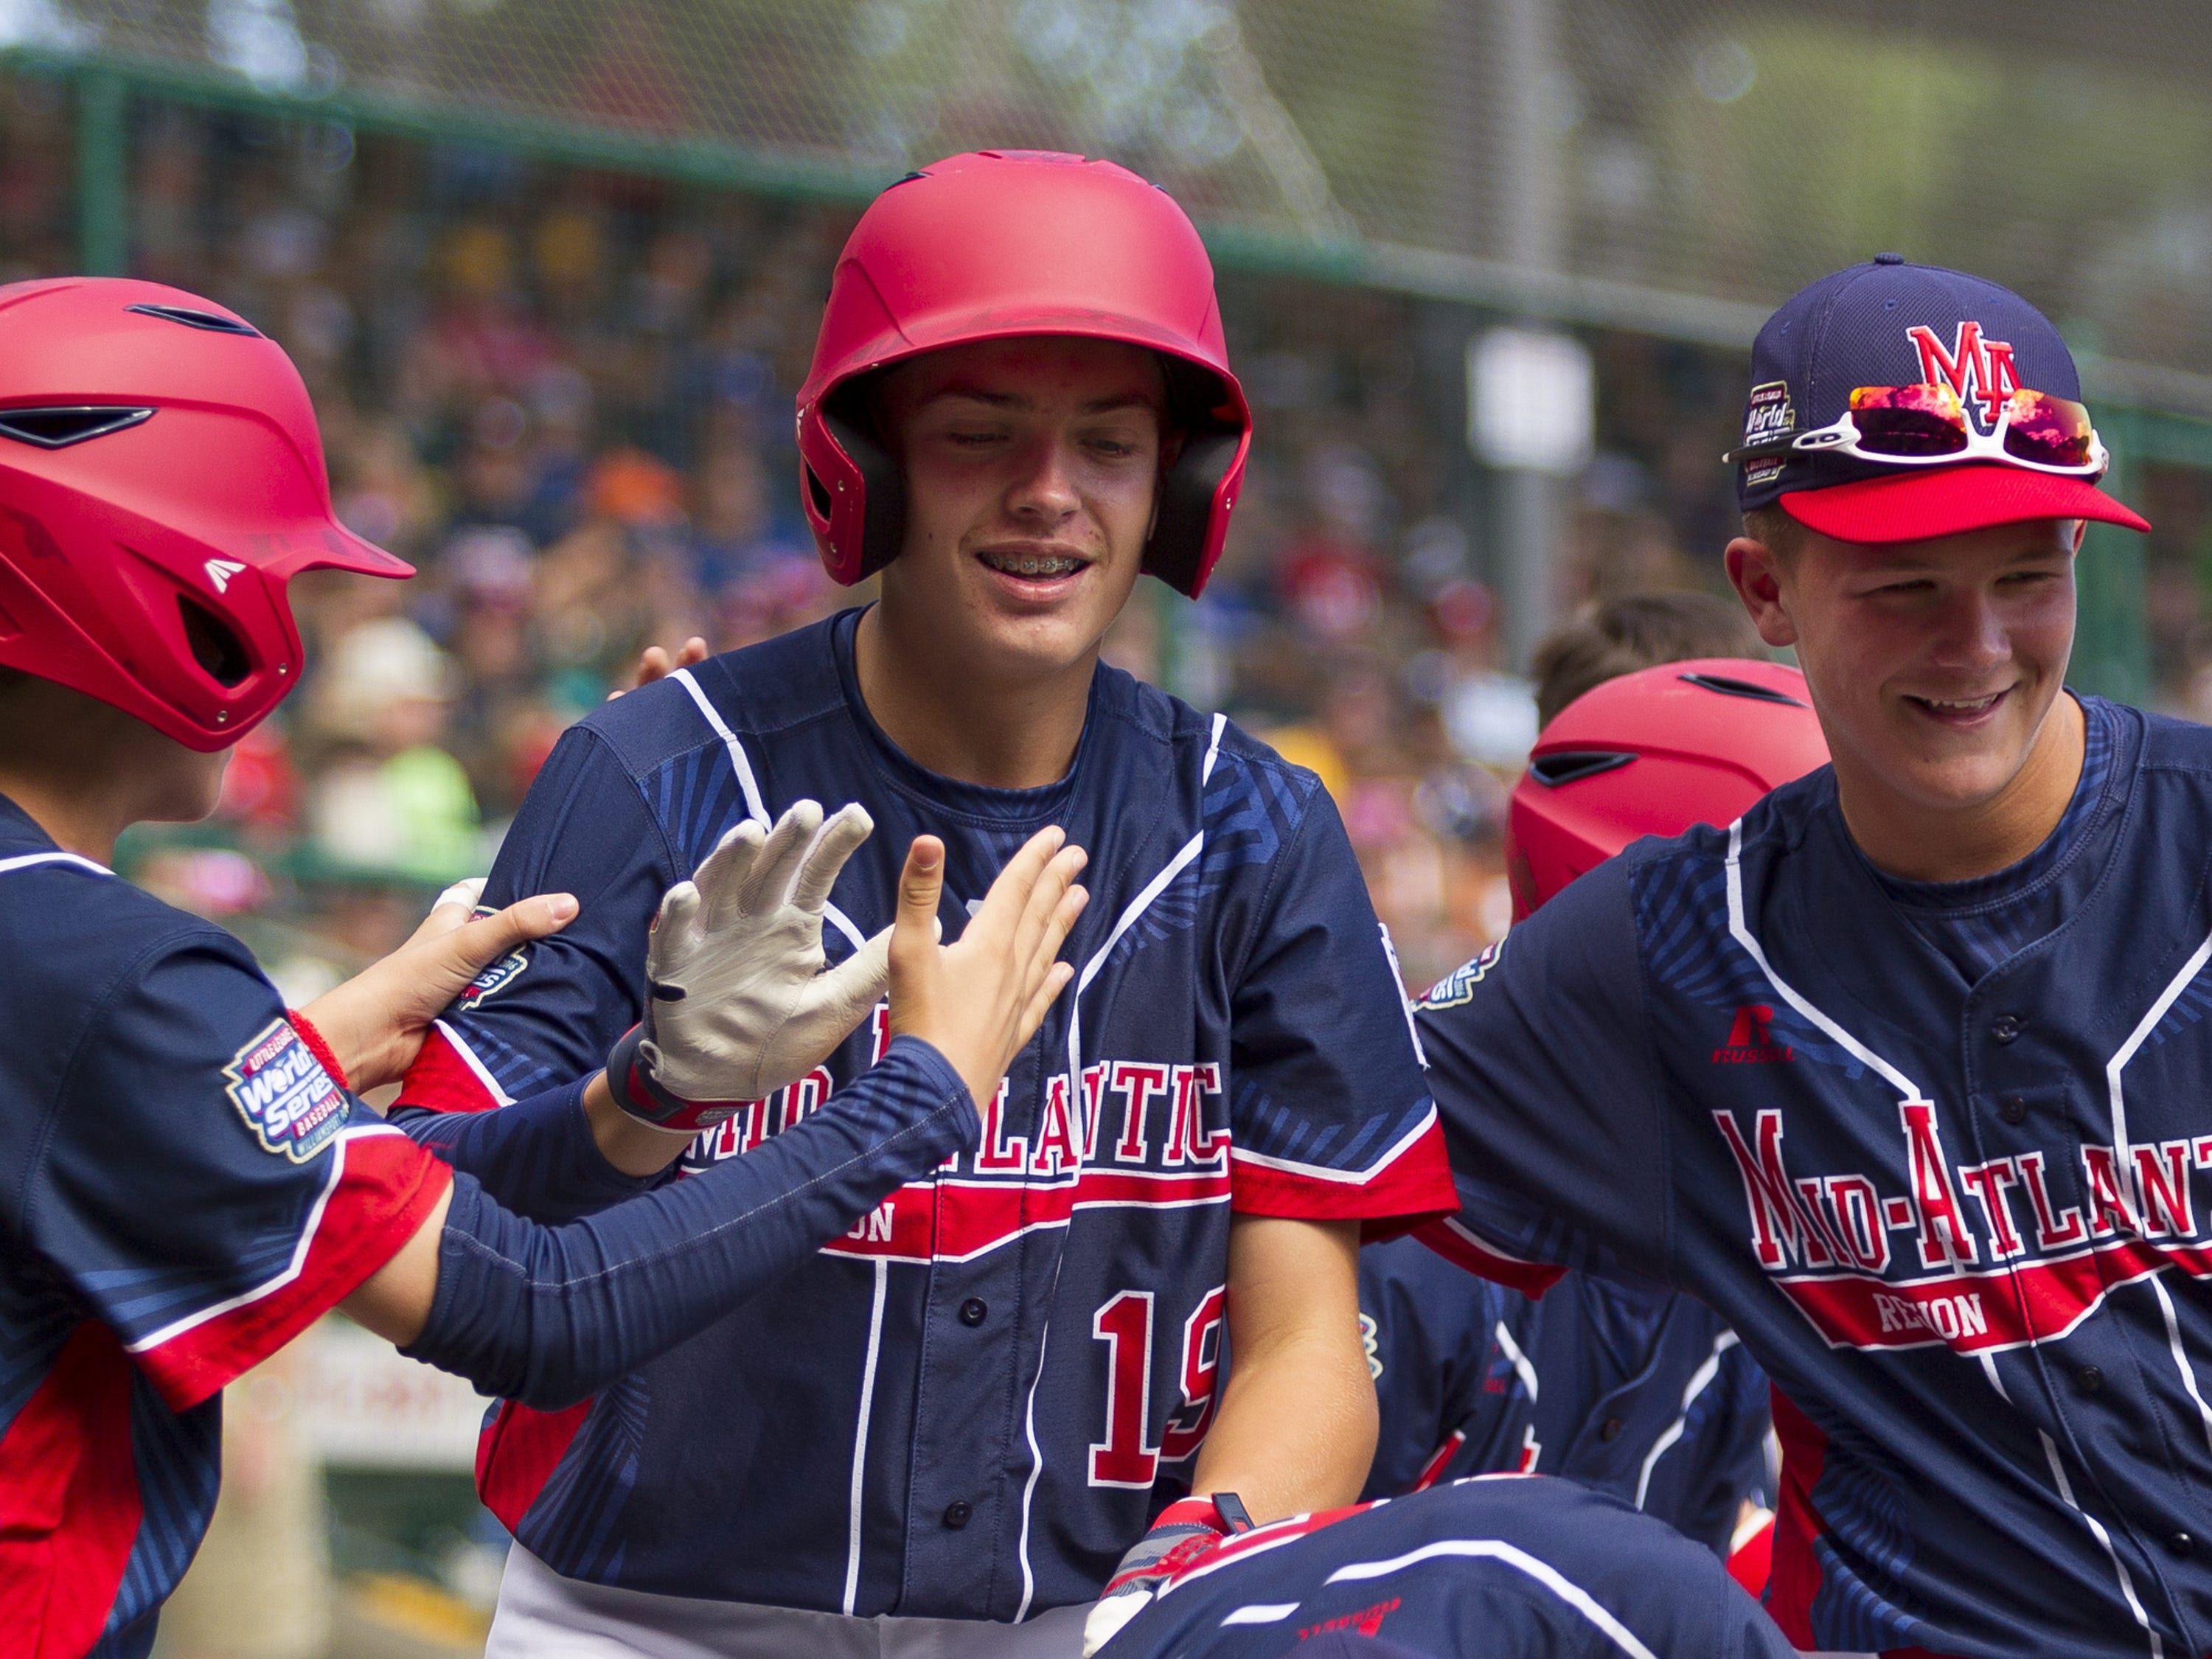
[204,559,246,593]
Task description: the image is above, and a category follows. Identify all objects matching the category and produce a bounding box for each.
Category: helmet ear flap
[1144,426,1241,597]
[819,394,907,583]
[1143,359,1245,597]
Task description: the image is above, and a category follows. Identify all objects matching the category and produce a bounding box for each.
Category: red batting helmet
[0,278,410,751]
[1505,658,1829,921]
[796,150,1251,597]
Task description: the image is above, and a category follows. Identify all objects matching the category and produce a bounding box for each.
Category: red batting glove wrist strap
[605,1024,744,1134]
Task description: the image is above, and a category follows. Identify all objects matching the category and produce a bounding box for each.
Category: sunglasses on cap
[1724,383,2107,476]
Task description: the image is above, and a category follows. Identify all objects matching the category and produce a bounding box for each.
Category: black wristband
[605,1024,742,1132]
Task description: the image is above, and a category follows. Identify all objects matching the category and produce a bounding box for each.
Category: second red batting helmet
[0,277,410,751]
[1505,658,1829,922]
[796,150,1251,597]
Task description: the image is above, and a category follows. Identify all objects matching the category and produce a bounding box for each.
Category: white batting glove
[606,800,888,1132]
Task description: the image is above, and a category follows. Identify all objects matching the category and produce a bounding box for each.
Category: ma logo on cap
[1907,321,2017,428]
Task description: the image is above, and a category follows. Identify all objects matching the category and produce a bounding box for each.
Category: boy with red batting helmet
[392,150,1453,1655]
[0,278,1084,1658]
[1416,255,2208,1655]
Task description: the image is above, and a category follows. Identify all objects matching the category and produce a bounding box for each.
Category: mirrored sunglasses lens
[2002,392,2095,467]
[1848,385,1968,457]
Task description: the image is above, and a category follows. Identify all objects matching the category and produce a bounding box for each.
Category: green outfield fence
[12,0,2212,700]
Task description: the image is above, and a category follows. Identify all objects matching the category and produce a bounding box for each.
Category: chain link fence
[6,0,2211,389]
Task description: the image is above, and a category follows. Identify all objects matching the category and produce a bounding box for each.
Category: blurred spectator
[689,439,804,593]
[304,618,481,886]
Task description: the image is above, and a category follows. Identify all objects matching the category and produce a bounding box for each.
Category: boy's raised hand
[888,827,1088,1110]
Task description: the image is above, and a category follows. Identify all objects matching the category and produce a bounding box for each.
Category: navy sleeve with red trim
[21,928,448,1411]
[1413,858,1671,1288]
[389,1079,661,1224]
[1209,762,1455,1235]
[406,1036,978,1411]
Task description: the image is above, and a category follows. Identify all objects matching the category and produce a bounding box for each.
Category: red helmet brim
[1781,465,2149,543]
[303,523,415,580]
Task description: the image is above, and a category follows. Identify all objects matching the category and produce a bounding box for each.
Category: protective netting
[8,0,2212,379]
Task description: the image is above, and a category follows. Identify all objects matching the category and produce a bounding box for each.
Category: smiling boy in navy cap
[1402,256,2212,1657]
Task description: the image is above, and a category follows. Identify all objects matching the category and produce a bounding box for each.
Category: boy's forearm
[1190,1327,1378,1521]
[1190,1213,1377,1521]
[580,1071,703,1175]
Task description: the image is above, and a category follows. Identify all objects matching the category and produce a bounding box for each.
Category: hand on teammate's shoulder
[301,881,579,1093]
[609,635,709,700]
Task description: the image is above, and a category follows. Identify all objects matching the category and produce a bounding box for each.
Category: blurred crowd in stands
[7,80,2208,1006]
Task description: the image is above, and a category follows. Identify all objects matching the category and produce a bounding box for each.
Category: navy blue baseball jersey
[0,796,451,1658]
[1102,1474,1794,1657]
[394,608,1453,1618]
[1357,1238,1768,1555]
[1419,695,2212,1656]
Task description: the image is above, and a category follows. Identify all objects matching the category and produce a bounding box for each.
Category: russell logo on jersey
[1713,1005,1795,1065]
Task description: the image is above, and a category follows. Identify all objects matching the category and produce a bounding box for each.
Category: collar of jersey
[829,604,1103,827]
[1852,691,2132,917]
[0,787,63,858]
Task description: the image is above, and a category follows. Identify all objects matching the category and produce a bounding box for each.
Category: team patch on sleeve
[459,946,529,1009]
[223,1019,348,1161]
[1417,940,1506,1010]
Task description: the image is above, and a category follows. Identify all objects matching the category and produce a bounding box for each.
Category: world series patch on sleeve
[223,1019,348,1161]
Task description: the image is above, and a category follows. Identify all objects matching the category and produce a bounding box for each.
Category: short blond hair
[1741,504,1804,560]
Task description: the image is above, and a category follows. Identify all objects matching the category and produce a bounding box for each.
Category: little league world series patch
[224,1018,347,1161]
[459,947,529,1009]
[1417,939,1506,1010]
[1739,380,1794,487]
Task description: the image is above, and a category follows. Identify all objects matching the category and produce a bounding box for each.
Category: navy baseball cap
[1731,254,2149,543]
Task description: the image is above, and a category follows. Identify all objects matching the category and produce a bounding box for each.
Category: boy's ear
[1725,535,1800,651]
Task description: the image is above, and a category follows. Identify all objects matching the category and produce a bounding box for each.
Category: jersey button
[1998,1095,2028,1125]
[1598,1416,1625,1441]
[2170,1531,2196,1557]
[2075,1364,2104,1394]
[959,1298,988,1326]
[942,1501,973,1530]
[1992,1015,2022,1043]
